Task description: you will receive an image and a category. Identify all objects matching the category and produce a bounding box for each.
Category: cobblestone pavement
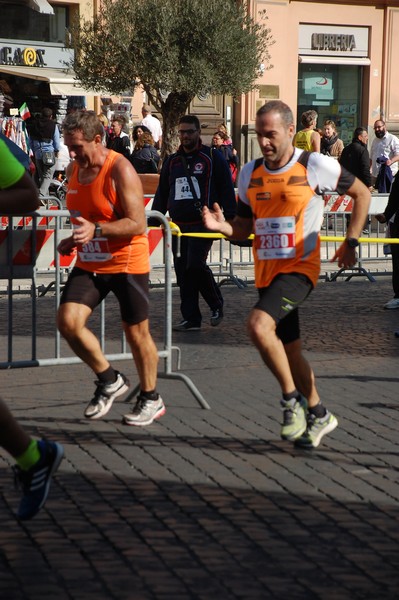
[0,277,399,599]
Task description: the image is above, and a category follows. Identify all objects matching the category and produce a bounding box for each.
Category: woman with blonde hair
[97,113,109,145]
[320,120,344,159]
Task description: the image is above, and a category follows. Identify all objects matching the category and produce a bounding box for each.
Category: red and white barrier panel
[0,206,62,230]
[145,196,164,267]
[0,230,76,271]
[323,193,389,216]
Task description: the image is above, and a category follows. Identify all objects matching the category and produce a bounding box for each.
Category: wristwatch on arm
[345,237,359,248]
[94,222,102,238]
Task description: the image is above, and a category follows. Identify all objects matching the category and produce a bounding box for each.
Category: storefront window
[0,5,68,45]
[297,63,362,145]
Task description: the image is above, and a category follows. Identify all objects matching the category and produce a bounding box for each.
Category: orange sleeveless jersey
[66,150,150,274]
[246,158,323,288]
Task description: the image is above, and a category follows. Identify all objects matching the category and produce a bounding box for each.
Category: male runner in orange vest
[203,101,370,448]
[57,111,164,427]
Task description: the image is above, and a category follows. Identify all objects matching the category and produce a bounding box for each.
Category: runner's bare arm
[332,177,371,268]
[72,156,147,245]
[0,172,40,214]
[202,203,253,240]
[104,156,146,237]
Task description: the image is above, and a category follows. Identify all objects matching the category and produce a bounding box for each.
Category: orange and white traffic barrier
[0,229,76,272]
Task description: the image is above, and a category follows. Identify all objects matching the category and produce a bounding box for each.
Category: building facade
[0,0,95,124]
[238,0,399,161]
[1,0,399,164]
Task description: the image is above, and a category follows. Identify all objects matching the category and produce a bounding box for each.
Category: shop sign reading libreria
[0,46,47,67]
[299,24,368,57]
[311,34,355,52]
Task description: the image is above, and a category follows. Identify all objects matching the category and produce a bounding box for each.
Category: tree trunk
[160,91,193,159]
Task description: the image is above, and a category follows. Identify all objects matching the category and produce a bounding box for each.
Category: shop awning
[299,56,371,66]
[0,65,95,96]
[0,0,54,15]
[28,0,54,14]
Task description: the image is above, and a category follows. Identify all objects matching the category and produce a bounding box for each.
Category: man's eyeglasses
[178,129,198,135]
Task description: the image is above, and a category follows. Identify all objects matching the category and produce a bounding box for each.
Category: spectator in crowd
[107,116,131,159]
[217,122,233,146]
[293,110,320,152]
[140,104,162,150]
[29,107,60,199]
[152,115,237,331]
[339,126,372,233]
[130,130,160,174]
[211,131,239,184]
[132,124,151,144]
[0,137,64,520]
[320,120,344,159]
[370,119,399,189]
[376,175,399,309]
[97,113,110,146]
[202,100,370,448]
[57,110,164,427]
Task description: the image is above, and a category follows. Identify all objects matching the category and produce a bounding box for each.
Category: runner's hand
[202,203,225,231]
[332,242,358,269]
[57,236,76,256]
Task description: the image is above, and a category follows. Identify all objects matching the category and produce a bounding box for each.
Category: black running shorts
[60,267,150,325]
[255,273,313,344]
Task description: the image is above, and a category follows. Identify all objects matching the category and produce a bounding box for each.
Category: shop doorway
[297,63,363,145]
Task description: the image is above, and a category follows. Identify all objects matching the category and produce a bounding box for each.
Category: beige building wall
[239,0,399,161]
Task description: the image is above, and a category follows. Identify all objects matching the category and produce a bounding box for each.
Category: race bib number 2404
[255,216,296,260]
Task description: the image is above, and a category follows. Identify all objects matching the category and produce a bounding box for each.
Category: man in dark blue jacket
[153,115,237,330]
[339,127,372,233]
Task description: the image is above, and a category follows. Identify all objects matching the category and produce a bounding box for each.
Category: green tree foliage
[70,0,273,153]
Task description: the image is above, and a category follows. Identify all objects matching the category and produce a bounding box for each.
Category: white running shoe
[384,298,399,310]
[84,371,130,419]
[123,396,166,427]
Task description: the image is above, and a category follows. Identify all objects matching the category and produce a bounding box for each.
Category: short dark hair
[256,101,294,128]
[62,110,103,141]
[353,126,367,140]
[42,107,53,118]
[179,115,200,130]
[354,126,367,136]
[112,116,126,127]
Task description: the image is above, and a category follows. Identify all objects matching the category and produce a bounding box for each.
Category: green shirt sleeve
[0,138,25,189]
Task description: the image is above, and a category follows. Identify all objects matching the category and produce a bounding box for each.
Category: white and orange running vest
[237,148,354,288]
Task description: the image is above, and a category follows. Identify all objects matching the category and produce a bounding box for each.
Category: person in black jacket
[339,127,372,233]
[376,175,399,309]
[152,115,237,331]
[106,116,131,159]
[130,130,159,174]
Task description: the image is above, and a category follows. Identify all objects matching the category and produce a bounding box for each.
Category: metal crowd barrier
[164,192,395,286]
[0,208,210,410]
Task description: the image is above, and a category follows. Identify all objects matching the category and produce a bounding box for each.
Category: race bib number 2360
[255,216,296,260]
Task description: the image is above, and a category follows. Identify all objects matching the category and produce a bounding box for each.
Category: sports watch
[94,223,102,238]
[346,237,359,248]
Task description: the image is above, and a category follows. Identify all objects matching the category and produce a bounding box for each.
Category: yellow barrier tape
[147,224,399,244]
[321,236,399,244]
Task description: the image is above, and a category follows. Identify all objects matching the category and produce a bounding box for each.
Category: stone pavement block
[1,279,399,598]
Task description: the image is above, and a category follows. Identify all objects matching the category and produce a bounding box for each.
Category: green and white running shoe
[295,411,338,449]
[280,395,307,441]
